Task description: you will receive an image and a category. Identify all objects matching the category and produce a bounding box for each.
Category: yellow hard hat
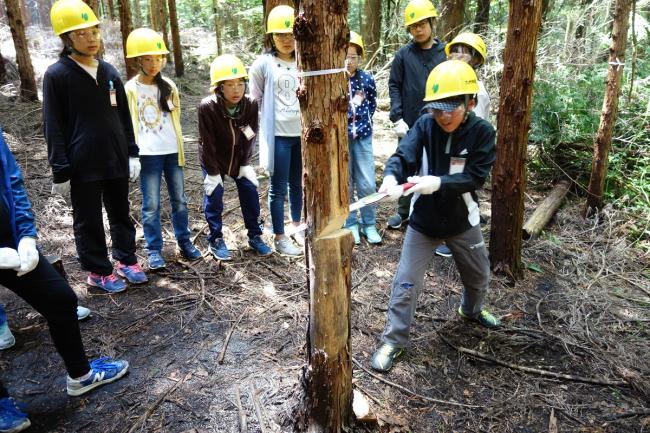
[424,60,479,102]
[445,32,487,65]
[266,5,294,34]
[210,54,248,87]
[349,31,364,56]
[404,0,438,27]
[126,28,169,58]
[50,0,100,36]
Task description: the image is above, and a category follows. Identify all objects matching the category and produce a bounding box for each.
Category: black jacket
[43,57,137,183]
[388,40,447,127]
[384,112,496,238]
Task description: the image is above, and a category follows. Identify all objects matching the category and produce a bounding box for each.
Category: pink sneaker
[116,262,148,284]
[87,273,127,293]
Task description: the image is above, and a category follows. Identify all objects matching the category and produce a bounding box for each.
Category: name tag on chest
[449,157,466,175]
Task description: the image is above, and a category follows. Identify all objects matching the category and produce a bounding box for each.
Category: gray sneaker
[370,343,404,372]
[274,236,303,256]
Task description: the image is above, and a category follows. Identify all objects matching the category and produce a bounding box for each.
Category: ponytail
[154,72,172,113]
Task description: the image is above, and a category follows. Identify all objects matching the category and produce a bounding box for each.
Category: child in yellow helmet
[123,28,202,270]
[43,0,146,292]
[198,54,272,261]
[249,5,304,257]
[371,60,500,373]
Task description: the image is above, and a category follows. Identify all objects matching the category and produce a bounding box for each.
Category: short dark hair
[263,33,295,59]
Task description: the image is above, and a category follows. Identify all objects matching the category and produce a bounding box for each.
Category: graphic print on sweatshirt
[273,59,301,136]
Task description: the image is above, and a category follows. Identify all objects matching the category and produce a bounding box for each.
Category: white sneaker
[274,237,303,257]
[77,306,91,321]
[0,322,16,350]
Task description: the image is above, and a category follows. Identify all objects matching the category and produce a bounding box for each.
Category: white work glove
[237,165,259,187]
[15,237,39,276]
[378,175,404,201]
[393,119,409,138]
[51,180,70,196]
[404,175,441,196]
[0,248,21,269]
[203,174,223,196]
[129,157,141,182]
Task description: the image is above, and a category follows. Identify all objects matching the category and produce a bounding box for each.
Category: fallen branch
[438,334,627,387]
[234,385,247,433]
[250,387,267,433]
[218,308,247,364]
[126,372,192,433]
[351,357,481,409]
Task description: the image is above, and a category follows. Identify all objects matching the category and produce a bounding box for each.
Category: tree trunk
[39,0,51,27]
[132,0,141,26]
[159,0,170,61]
[118,0,137,78]
[489,0,543,281]
[362,0,382,66]
[167,0,183,77]
[438,0,465,41]
[584,0,632,215]
[106,0,114,20]
[522,180,571,239]
[212,0,222,55]
[5,0,38,101]
[474,0,490,34]
[19,0,30,27]
[294,1,353,431]
[149,0,159,30]
[0,48,6,84]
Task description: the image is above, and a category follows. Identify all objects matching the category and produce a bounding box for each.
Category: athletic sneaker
[274,236,302,257]
[435,244,452,257]
[248,236,272,256]
[458,307,501,328]
[66,357,129,396]
[386,213,407,229]
[370,343,404,372]
[0,397,30,433]
[178,241,202,261]
[147,250,166,270]
[209,238,231,261]
[77,306,91,321]
[361,225,382,244]
[0,322,15,350]
[347,224,361,245]
[292,229,305,247]
[87,273,127,293]
[116,262,148,285]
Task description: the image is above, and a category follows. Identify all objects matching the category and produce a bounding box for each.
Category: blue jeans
[140,154,191,252]
[269,136,302,234]
[0,304,6,326]
[203,176,263,243]
[345,135,377,227]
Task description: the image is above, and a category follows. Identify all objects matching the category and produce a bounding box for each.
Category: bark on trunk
[522,180,571,239]
[0,48,6,84]
[489,0,543,281]
[438,0,465,41]
[5,0,38,101]
[159,0,170,61]
[294,1,353,431]
[19,0,30,27]
[119,0,137,78]
[362,0,382,66]
[167,0,183,77]
[584,0,632,215]
[132,0,141,26]
[474,0,490,34]
[149,0,159,30]
[212,0,222,55]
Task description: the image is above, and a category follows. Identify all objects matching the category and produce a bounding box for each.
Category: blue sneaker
[209,238,231,261]
[66,357,129,396]
[0,397,30,433]
[435,244,452,258]
[87,273,127,293]
[0,322,15,350]
[361,225,382,244]
[178,241,202,261]
[116,262,148,284]
[347,224,361,245]
[248,236,272,256]
[147,250,166,270]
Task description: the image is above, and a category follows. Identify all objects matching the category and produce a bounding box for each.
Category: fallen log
[523,180,571,239]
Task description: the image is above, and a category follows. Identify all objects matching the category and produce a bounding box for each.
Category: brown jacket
[198,94,259,177]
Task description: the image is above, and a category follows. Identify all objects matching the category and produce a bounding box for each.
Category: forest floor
[1,27,649,433]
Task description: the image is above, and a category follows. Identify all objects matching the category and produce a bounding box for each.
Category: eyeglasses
[407,20,429,32]
[345,55,360,61]
[273,33,295,41]
[70,28,101,41]
[221,82,246,91]
[430,104,464,118]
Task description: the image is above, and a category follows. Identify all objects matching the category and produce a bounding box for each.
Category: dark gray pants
[380,224,490,348]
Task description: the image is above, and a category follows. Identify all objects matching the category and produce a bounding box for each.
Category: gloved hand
[378,175,404,201]
[51,180,70,196]
[0,248,21,269]
[393,119,409,138]
[15,237,39,276]
[237,165,259,187]
[129,157,141,182]
[204,174,223,196]
[404,175,441,195]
